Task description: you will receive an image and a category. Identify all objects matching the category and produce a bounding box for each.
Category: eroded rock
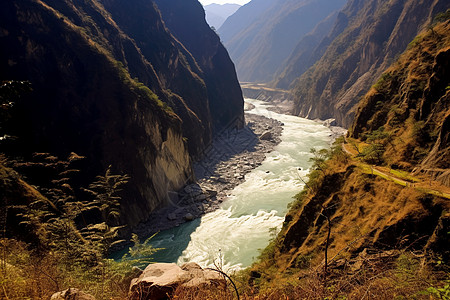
[50,288,96,300]
[259,131,272,140]
[129,263,226,300]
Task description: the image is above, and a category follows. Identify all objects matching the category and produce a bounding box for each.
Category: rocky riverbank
[134,113,283,237]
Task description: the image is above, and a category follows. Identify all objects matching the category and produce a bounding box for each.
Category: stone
[196,194,207,201]
[184,183,202,194]
[323,118,337,127]
[129,263,226,300]
[184,213,194,221]
[167,213,177,221]
[51,288,96,300]
[206,189,218,197]
[259,131,272,140]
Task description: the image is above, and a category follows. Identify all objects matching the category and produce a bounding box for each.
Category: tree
[309,148,330,172]
[82,165,130,225]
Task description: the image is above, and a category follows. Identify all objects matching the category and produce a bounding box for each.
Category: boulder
[184,185,193,194]
[129,263,226,300]
[184,183,203,196]
[167,213,177,221]
[195,194,207,201]
[259,131,272,140]
[184,213,194,221]
[206,189,218,197]
[51,288,96,300]
[323,118,337,127]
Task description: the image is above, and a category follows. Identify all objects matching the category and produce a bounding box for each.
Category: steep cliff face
[0,0,240,227]
[218,0,347,83]
[95,0,210,157]
[350,18,450,185]
[292,0,450,127]
[154,0,244,132]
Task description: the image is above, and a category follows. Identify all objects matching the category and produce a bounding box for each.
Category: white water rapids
[144,99,333,270]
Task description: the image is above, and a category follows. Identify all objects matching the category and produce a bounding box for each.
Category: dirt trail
[341,142,450,199]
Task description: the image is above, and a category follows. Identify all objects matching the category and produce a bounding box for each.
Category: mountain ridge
[219,0,347,82]
[204,3,241,29]
[291,0,450,127]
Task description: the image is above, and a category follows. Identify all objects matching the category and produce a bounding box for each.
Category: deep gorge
[1,0,449,299]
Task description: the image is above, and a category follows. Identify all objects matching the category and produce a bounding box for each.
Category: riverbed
[141,99,333,270]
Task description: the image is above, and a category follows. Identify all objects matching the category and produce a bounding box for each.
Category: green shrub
[358,143,385,164]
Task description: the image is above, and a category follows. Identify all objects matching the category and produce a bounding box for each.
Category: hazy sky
[199,0,251,5]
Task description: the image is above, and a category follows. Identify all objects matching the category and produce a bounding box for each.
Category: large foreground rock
[50,288,96,300]
[129,262,226,300]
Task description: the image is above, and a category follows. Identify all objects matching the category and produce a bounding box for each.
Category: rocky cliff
[154,0,244,133]
[292,0,450,127]
[0,0,243,228]
[218,0,347,83]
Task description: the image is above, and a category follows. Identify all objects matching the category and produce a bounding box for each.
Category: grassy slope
[350,19,450,184]
[226,16,450,300]
[163,18,450,300]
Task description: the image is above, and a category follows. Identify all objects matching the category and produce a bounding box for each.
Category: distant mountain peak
[204,3,241,29]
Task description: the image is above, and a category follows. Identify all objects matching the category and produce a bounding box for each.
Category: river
[143,99,333,270]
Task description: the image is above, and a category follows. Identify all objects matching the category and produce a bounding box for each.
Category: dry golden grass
[167,251,448,300]
[0,239,129,300]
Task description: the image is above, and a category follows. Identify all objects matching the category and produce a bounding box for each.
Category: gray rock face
[51,288,96,300]
[133,113,283,238]
[0,0,195,231]
[129,263,226,300]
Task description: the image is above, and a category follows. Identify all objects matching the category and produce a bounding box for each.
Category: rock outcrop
[51,288,96,300]
[129,262,226,300]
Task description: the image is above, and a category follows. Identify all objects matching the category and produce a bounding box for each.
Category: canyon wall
[0,0,243,227]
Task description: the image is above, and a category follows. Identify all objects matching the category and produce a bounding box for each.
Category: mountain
[154,0,244,134]
[291,0,450,127]
[272,11,340,89]
[218,0,347,83]
[204,3,241,29]
[217,0,274,47]
[0,0,243,228]
[349,15,450,186]
[243,17,450,297]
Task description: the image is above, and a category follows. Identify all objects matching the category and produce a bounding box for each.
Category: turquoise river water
[141,99,333,271]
